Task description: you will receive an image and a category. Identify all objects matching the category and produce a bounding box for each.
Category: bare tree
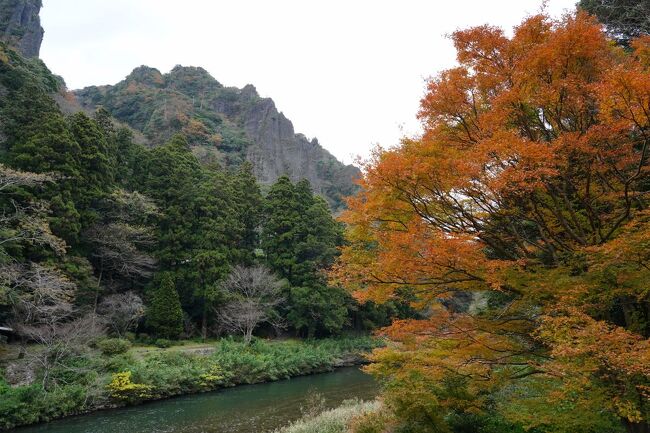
[0,163,105,389]
[8,264,105,387]
[85,222,157,280]
[0,164,55,192]
[97,292,145,337]
[216,265,285,344]
[84,190,158,307]
[0,165,66,259]
[19,313,104,389]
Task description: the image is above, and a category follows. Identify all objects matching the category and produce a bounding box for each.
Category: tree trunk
[18,336,26,359]
[201,303,208,341]
[93,266,103,315]
[624,421,649,433]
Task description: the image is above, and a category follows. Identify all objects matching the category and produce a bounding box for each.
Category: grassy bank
[0,336,380,430]
[275,399,382,433]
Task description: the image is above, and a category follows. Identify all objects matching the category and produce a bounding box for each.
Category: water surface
[13,367,377,433]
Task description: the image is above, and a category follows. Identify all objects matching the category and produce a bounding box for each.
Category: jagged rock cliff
[0,0,359,209]
[0,0,43,58]
[75,65,360,209]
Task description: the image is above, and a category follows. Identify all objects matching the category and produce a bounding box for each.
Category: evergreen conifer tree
[262,176,349,336]
[233,161,263,264]
[146,273,183,339]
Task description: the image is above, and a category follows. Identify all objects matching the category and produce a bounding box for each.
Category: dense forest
[0,31,412,428]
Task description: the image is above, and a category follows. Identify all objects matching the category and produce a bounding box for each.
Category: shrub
[0,379,87,430]
[350,409,392,433]
[97,338,132,356]
[154,338,172,348]
[275,400,381,433]
[106,371,153,403]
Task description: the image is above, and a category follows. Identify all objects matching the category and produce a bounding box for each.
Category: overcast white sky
[40,0,577,164]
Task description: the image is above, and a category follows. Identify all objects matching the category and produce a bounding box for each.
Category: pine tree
[146,273,183,339]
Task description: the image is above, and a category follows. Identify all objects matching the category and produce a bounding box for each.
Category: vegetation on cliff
[75,64,360,210]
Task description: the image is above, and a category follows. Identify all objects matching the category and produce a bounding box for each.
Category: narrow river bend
[13,367,377,433]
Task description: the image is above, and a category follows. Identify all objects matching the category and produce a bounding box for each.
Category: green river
[12,367,377,433]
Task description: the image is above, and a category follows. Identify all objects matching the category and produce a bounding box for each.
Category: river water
[13,367,378,433]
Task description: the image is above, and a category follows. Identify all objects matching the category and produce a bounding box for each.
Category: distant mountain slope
[75,65,360,210]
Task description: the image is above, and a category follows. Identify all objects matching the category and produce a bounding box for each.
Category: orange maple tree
[334,12,650,431]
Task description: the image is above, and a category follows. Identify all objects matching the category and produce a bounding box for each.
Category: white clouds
[40,0,576,164]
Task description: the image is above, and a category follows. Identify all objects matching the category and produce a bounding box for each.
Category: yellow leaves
[535,309,650,422]
[538,309,650,377]
[613,398,644,423]
[606,211,650,256]
[198,364,225,388]
[106,371,153,401]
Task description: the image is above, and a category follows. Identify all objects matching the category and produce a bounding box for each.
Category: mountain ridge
[0,0,359,209]
[74,64,360,209]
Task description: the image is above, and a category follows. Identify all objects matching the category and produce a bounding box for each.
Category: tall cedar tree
[146,273,183,339]
[138,135,239,338]
[262,176,348,337]
[233,161,263,265]
[579,0,650,45]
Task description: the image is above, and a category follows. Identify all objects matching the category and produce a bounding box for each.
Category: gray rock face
[0,0,43,58]
[242,95,360,203]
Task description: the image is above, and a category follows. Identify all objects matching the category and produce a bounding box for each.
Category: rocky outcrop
[0,0,43,58]
[241,89,360,204]
[75,66,360,210]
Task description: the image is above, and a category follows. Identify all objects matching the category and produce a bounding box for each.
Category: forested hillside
[0,38,410,340]
[74,65,360,210]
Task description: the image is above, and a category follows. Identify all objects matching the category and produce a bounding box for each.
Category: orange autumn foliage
[334,12,650,429]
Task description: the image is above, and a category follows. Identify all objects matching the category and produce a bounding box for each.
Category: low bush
[97,338,132,356]
[0,378,87,430]
[275,400,381,433]
[153,338,173,348]
[106,371,153,403]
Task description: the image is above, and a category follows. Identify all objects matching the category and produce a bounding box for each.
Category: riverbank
[274,399,382,433]
[0,336,380,430]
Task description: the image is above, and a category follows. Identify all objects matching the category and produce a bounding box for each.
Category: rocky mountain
[0,1,359,209]
[75,66,360,210]
[0,0,43,58]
